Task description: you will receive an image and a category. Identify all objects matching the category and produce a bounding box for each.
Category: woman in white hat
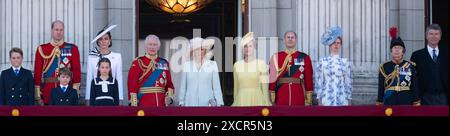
[85,25,124,106]
[178,37,224,106]
[315,26,352,106]
[232,32,272,106]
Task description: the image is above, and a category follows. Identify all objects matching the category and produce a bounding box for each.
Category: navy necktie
[14,69,19,76]
[62,87,67,93]
[432,49,438,62]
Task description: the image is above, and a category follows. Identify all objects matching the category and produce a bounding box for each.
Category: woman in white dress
[85,25,123,105]
[315,26,352,106]
[178,37,224,106]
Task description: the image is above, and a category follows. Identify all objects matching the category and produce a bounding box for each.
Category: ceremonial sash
[44,56,59,78]
[137,68,163,101]
[44,44,73,78]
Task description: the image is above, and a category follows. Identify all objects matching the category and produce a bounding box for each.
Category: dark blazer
[410,46,449,95]
[49,86,79,106]
[0,67,35,105]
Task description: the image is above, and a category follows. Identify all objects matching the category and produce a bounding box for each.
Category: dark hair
[51,20,64,29]
[9,47,23,57]
[58,68,72,78]
[426,24,442,34]
[97,58,112,77]
[284,31,297,38]
[336,37,343,44]
[96,30,112,48]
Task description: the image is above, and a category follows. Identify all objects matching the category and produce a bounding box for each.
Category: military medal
[401,81,407,87]
[162,71,167,78]
[59,64,65,68]
[300,74,304,79]
[299,66,304,72]
[63,57,69,64]
[160,78,165,85]
[405,75,411,81]
[294,58,300,65]
[299,58,305,66]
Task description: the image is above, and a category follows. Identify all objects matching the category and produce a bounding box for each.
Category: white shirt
[427,45,439,59]
[85,51,123,100]
[60,85,69,92]
[12,66,21,73]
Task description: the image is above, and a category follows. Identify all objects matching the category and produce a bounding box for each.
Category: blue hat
[320,26,342,46]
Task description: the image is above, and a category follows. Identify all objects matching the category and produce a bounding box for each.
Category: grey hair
[144,34,161,47]
[426,24,442,34]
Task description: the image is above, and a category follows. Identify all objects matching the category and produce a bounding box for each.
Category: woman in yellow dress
[232,32,272,106]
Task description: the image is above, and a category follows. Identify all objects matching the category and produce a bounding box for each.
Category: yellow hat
[240,32,255,47]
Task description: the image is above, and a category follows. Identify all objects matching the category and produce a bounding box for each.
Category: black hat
[389,27,405,49]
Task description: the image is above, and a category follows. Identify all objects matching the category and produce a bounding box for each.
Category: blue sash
[44,44,73,78]
[142,69,163,88]
[44,56,59,78]
[137,59,166,103]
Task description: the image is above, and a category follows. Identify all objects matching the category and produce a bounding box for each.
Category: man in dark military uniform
[376,27,420,106]
[0,48,35,106]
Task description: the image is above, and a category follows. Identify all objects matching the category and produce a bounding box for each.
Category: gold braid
[273,52,294,77]
[379,64,400,89]
[137,55,157,83]
[38,46,61,73]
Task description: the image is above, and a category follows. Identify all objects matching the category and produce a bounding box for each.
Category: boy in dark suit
[0,48,35,105]
[49,68,79,105]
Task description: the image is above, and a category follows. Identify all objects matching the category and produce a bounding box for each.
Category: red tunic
[128,55,174,107]
[34,42,81,105]
[269,51,313,106]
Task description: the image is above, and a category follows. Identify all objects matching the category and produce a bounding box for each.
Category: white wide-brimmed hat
[185,37,215,60]
[91,24,118,44]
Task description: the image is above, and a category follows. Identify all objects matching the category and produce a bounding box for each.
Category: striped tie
[432,49,437,62]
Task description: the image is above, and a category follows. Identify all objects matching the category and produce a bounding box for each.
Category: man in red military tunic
[269,31,314,106]
[34,20,81,105]
[128,34,174,107]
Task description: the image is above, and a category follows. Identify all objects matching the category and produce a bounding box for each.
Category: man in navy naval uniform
[0,48,35,106]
